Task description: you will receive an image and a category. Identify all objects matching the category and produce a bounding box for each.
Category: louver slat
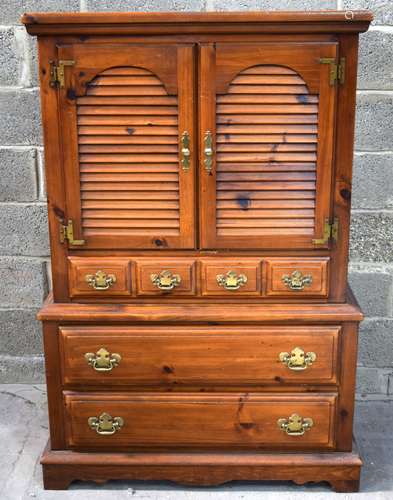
[216,65,318,238]
[76,67,180,236]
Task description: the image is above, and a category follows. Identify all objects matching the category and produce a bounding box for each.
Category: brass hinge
[319,57,345,86]
[60,219,85,246]
[312,218,339,245]
[49,60,75,88]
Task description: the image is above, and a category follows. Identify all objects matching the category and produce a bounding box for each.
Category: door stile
[198,44,217,249]
[312,49,338,248]
[57,46,85,247]
[177,45,196,248]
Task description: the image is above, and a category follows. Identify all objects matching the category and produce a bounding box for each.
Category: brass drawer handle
[216,271,248,291]
[85,270,117,291]
[180,131,191,171]
[279,347,316,371]
[204,130,213,174]
[150,270,181,291]
[88,413,124,435]
[85,348,121,372]
[277,413,313,436]
[282,270,312,291]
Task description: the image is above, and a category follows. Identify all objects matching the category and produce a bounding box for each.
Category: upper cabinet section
[57,43,196,250]
[199,42,338,250]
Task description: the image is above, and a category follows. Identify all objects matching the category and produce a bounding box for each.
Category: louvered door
[57,44,195,249]
[199,43,337,249]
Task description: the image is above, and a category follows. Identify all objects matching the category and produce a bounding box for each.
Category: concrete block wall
[0,1,392,400]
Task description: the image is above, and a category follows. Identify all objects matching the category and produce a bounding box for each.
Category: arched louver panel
[216,65,318,237]
[76,67,180,237]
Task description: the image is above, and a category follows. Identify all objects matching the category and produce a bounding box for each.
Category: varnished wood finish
[38,291,363,322]
[135,258,196,296]
[64,392,337,450]
[25,11,371,491]
[68,257,131,297]
[263,257,329,297]
[59,325,339,386]
[40,440,362,491]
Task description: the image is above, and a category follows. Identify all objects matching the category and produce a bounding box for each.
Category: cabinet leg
[42,466,73,490]
[329,479,360,493]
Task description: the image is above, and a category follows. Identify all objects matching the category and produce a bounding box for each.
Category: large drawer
[64,392,337,450]
[59,326,340,386]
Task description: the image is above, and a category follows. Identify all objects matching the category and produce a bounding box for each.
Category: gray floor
[0,385,392,500]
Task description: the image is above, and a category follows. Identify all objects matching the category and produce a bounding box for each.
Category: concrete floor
[0,385,392,500]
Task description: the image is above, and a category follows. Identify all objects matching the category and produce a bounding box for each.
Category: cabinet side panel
[336,322,359,450]
[37,37,69,301]
[43,321,66,449]
[330,35,359,301]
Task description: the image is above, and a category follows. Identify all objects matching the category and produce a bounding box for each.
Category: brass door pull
[282,270,312,291]
[151,270,181,291]
[85,270,117,291]
[88,413,124,435]
[204,130,213,174]
[180,131,191,171]
[277,413,313,436]
[279,347,316,371]
[85,348,121,372]
[216,271,248,291]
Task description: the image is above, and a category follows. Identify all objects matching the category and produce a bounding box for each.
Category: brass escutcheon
[204,130,213,174]
[180,131,191,171]
[216,271,248,291]
[85,270,117,291]
[85,348,121,372]
[279,347,317,371]
[277,413,314,436]
[150,270,181,291]
[88,413,124,435]
[282,270,312,291]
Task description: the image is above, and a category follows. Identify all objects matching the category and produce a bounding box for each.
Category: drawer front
[68,258,131,298]
[264,258,329,297]
[135,259,196,296]
[64,393,337,450]
[200,259,261,296]
[60,326,339,386]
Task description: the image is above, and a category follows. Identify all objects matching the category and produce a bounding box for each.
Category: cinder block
[0,149,38,202]
[0,309,42,356]
[352,154,393,210]
[0,204,49,257]
[0,90,41,146]
[27,35,38,87]
[85,0,205,11]
[208,0,335,10]
[342,0,393,25]
[355,93,393,151]
[388,374,393,395]
[0,28,22,86]
[0,355,44,383]
[2,0,79,25]
[359,319,393,368]
[350,212,393,263]
[349,268,393,316]
[358,30,393,90]
[356,367,389,395]
[0,257,48,307]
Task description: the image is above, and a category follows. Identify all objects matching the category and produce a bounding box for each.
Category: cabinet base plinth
[41,441,362,492]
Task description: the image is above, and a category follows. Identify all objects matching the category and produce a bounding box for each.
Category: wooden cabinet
[24,10,372,492]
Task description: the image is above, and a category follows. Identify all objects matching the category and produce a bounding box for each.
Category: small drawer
[64,392,337,450]
[263,258,329,298]
[135,258,196,296]
[200,259,261,296]
[68,258,131,298]
[59,326,339,386]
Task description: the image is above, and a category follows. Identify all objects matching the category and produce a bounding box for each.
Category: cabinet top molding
[22,11,372,36]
